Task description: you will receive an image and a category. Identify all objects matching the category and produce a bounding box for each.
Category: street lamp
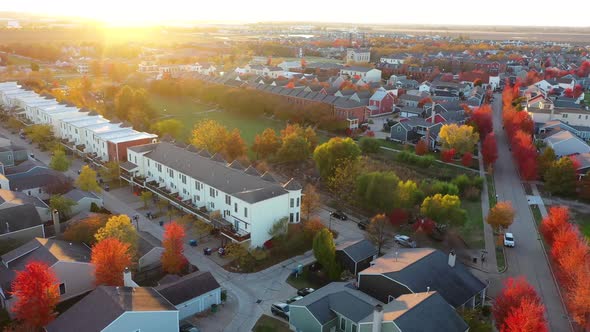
[133,214,139,230]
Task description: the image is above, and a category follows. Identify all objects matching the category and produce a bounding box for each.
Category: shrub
[430,181,460,196]
[90,202,101,213]
[395,151,435,167]
[359,137,381,154]
[464,187,481,201]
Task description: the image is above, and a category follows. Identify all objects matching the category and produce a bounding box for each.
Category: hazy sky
[3,0,590,27]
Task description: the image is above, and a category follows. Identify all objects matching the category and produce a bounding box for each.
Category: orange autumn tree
[486,201,515,232]
[11,261,60,328]
[415,139,428,155]
[161,222,188,274]
[91,238,132,286]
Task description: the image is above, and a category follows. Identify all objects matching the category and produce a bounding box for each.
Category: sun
[81,5,168,27]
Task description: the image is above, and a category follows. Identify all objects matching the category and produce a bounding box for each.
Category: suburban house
[537,120,590,141]
[0,238,95,311]
[398,93,424,108]
[346,48,371,63]
[390,118,443,147]
[0,188,50,221]
[121,141,302,248]
[63,188,103,216]
[336,239,378,275]
[366,88,395,116]
[543,130,590,157]
[0,204,45,242]
[340,67,382,83]
[358,249,487,309]
[45,286,179,332]
[0,135,27,167]
[289,282,468,332]
[155,271,221,320]
[379,55,405,65]
[4,164,66,200]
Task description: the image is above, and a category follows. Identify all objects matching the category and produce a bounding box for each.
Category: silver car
[394,234,417,248]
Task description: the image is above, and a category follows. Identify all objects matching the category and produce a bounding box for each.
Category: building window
[195,181,201,190]
[211,202,215,209]
[352,324,357,332]
[225,195,231,205]
[244,207,248,218]
[234,203,238,213]
[296,197,300,207]
[168,169,174,177]
[296,212,299,222]
[59,283,66,295]
[290,213,294,222]
[181,175,187,184]
[210,188,216,197]
[340,317,346,330]
[290,198,294,208]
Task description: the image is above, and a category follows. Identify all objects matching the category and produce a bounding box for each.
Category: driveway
[490,94,571,331]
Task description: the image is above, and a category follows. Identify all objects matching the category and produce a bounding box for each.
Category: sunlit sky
[3,0,590,27]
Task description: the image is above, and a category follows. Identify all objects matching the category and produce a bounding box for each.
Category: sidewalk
[478,143,498,273]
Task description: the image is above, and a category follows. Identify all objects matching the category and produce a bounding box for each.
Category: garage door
[202,290,219,310]
[178,299,201,320]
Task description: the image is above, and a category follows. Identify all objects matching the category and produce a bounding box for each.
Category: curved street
[491,94,571,332]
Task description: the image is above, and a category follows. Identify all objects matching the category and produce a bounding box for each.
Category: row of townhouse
[122,141,302,248]
[0,82,157,164]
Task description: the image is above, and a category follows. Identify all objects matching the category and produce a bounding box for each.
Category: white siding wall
[52,261,95,301]
[176,288,221,320]
[250,195,290,247]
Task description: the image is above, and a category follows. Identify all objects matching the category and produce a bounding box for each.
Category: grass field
[150,95,329,145]
[253,315,290,332]
[4,54,34,66]
[460,200,485,248]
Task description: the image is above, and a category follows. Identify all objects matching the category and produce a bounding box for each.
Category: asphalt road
[491,94,571,331]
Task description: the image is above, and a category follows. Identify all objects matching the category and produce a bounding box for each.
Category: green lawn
[486,174,496,208]
[286,264,330,290]
[253,315,290,332]
[495,246,506,272]
[572,212,590,240]
[149,95,329,145]
[5,54,34,66]
[530,205,543,225]
[460,200,485,249]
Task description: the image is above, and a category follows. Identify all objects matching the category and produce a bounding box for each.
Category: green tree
[76,165,101,192]
[30,62,40,71]
[544,157,577,196]
[356,171,400,212]
[252,128,281,159]
[151,119,183,140]
[99,161,120,183]
[420,194,467,227]
[313,137,361,179]
[140,191,153,209]
[301,184,321,220]
[397,180,423,209]
[537,147,557,180]
[114,85,135,120]
[277,134,311,163]
[358,137,381,154]
[366,214,393,255]
[312,228,340,280]
[438,124,479,154]
[267,217,288,239]
[190,119,229,154]
[95,214,139,255]
[328,160,362,205]
[225,242,250,267]
[24,124,53,146]
[49,195,77,220]
[49,149,70,172]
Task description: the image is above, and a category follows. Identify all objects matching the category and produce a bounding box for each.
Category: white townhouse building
[0,82,157,163]
[340,67,382,83]
[346,48,371,63]
[121,142,302,248]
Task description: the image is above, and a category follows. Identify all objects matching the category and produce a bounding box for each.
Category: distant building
[346,48,371,63]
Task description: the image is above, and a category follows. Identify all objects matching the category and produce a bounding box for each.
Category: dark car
[297,287,315,297]
[179,322,200,332]
[271,302,290,320]
[358,220,369,230]
[330,211,348,221]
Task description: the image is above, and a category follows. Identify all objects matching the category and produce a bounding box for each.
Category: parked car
[357,219,369,230]
[271,302,290,319]
[504,232,515,247]
[394,235,417,248]
[297,287,315,297]
[330,211,348,220]
[179,322,200,332]
[286,295,303,304]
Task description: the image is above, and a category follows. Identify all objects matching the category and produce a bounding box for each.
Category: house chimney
[448,249,456,268]
[123,267,135,287]
[372,304,384,332]
[52,209,60,236]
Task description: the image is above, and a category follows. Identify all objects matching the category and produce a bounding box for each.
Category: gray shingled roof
[45,286,177,332]
[0,204,43,233]
[63,188,100,202]
[0,189,49,209]
[131,142,287,204]
[336,239,377,263]
[392,292,469,332]
[155,271,220,305]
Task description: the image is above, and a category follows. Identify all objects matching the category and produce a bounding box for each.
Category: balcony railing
[120,172,132,182]
[220,226,251,243]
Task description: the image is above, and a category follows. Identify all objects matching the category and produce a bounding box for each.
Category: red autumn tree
[91,238,132,286]
[470,105,493,139]
[492,277,548,332]
[502,298,549,332]
[540,206,570,246]
[482,133,498,167]
[366,130,375,137]
[389,208,409,227]
[413,218,436,235]
[461,152,473,167]
[566,269,590,328]
[161,222,188,274]
[573,84,584,99]
[441,149,456,162]
[564,88,574,98]
[511,130,537,181]
[11,261,60,328]
[418,97,433,108]
[415,139,428,155]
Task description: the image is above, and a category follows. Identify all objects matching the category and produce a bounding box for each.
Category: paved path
[477,142,498,272]
[491,94,571,332]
